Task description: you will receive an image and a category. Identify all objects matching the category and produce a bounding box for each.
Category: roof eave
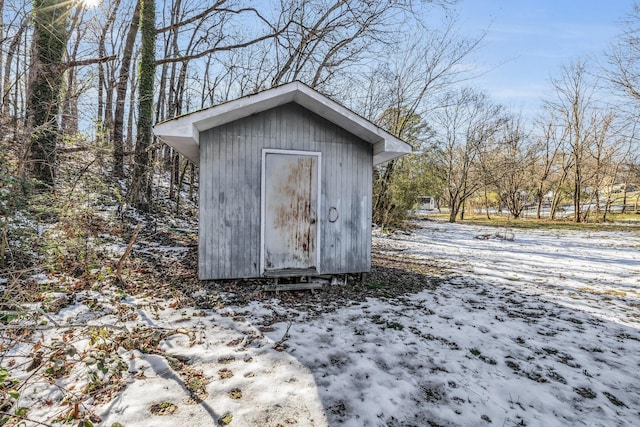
[372,139,412,166]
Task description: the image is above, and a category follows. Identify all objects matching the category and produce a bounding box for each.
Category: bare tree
[0,16,29,117]
[112,0,140,178]
[432,88,506,222]
[96,0,122,146]
[61,6,86,136]
[547,60,598,223]
[584,111,615,221]
[270,0,400,89]
[617,120,640,214]
[621,154,640,213]
[608,4,640,102]
[360,16,485,226]
[530,116,565,219]
[491,115,536,219]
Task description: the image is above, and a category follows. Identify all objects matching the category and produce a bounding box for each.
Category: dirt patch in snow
[190,245,447,317]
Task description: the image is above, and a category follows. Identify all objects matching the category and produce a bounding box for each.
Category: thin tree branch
[66,55,117,68]
[116,222,142,285]
[155,31,281,66]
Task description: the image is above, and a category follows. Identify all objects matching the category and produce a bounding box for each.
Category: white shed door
[262,150,320,273]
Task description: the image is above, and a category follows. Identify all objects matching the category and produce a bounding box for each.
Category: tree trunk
[594,186,601,222]
[131,0,156,211]
[535,189,543,219]
[0,0,4,101]
[189,162,195,201]
[13,30,28,147]
[602,181,614,222]
[113,0,141,178]
[126,66,136,155]
[448,208,457,223]
[372,160,395,226]
[549,163,570,220]
[459,179,468,221]
[97,0,121,143]
[573,174,581,223]
[27,0,71,188]
[169,150,178,200]
[61,6,84,136]
[2,21,25,117]
[550,190,561,220]
[483,186,491,219]
[175,160,188,215]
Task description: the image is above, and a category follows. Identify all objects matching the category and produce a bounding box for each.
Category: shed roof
[153,81,412,166]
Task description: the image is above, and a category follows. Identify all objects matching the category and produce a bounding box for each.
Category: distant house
[418,196,438,211]
[153,82,411,281]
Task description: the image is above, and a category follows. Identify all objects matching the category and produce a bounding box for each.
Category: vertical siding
[199,102,372,280]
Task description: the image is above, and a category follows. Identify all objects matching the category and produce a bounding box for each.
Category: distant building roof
[153,81,412,166]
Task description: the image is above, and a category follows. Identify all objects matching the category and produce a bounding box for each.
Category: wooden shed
[153,81,411,281]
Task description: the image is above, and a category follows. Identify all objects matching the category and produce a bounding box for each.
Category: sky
[454,0,636,116]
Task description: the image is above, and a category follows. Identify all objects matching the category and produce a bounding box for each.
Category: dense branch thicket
[0,0,638,228]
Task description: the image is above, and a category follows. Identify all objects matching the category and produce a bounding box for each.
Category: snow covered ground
[4,221,640,426]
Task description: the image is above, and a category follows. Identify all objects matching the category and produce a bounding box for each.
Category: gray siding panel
[199,102,372,280]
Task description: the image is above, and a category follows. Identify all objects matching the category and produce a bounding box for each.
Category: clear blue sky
[455,0,635,115]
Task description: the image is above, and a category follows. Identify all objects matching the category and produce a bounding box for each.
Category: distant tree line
[401,57,640,225]
[1,0,639,227]
[1,0,472,212]
[374,6,640,226]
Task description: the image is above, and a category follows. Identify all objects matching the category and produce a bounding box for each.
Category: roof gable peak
[153,81,411,165]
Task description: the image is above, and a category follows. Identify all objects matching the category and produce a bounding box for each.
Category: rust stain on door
[264,153,318,271]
